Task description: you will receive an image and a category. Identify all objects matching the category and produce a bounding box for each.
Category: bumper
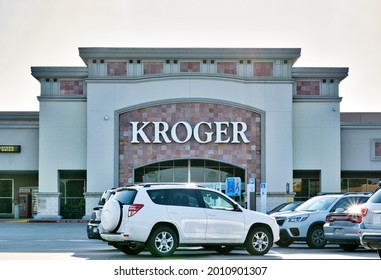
[87,223,101,239]
[359,222,381,250]
[360,233,381,250]
[279,228,306,242]
[324,226,360,244]
[101,220,152,243]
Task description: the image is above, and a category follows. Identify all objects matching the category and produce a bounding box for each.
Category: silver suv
[271,193,370,249]
[359,189,381,258]
[323,193,371,251]
[100,183,279,257]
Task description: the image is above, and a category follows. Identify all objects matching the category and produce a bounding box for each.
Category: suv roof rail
[317,192,372,196]
[317,192,343,196]
[142,183,202,188]
[342,192,372,196]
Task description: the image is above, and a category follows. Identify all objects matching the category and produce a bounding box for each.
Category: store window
[59,179,85,219]
[293,178,320,201]
[0,179,13,214]
[341,178,380,193]
[134,159,245,189]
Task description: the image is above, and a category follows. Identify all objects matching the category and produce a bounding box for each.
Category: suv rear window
[331,196,369,212]
[113,189,137,205]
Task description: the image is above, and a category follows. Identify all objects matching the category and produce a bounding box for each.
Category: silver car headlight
[288,214,309,223]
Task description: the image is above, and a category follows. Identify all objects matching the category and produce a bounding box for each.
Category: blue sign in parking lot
[225,177,241,196]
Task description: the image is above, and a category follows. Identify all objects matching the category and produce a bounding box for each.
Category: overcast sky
[1,0,380,112]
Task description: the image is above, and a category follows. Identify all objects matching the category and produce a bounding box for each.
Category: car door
[166,189,207,243]
[200,190,245,243]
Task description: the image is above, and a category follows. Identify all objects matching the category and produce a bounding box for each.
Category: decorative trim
[371,139,381,161]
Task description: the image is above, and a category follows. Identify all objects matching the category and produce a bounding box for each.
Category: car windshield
[295,196,338,211]
[281,202,302,211]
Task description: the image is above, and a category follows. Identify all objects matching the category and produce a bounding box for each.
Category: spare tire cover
[101,199,122,232]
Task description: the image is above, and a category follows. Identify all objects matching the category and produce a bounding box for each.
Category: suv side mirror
[334,207,345,213]
[234,203,242,212]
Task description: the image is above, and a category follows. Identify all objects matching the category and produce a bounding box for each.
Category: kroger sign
[130,121,250,144]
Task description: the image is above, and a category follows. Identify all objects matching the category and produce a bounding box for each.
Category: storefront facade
[1,47,380,219]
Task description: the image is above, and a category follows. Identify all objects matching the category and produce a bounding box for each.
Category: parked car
[87,189,115,239]
[271,193,371,249]
[323,193,371,251]
[359,189,381,258]
[100,183,279,257]
[267,201,304,214]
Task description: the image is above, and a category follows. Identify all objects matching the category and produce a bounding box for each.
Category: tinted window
[331,196,369,212]
[113,189,137,205]
[370,189,381,203]
[147,189,169,205]
[168,189,200,207]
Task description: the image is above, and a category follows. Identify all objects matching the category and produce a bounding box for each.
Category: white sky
[0,0,380,112]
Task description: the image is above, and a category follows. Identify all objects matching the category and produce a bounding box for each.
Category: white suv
[359,189,381,258]
[100,183,279,257]
[271,193,370,249]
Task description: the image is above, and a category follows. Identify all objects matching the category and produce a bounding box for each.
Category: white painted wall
[0,128,38,170]
[38,101,87,192]
[293,102,341,192]
[341,128,381,171]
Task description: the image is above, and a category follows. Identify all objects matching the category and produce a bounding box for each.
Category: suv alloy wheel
[307,225,326,249]
[147,226,178,257]
[245,227,273,255]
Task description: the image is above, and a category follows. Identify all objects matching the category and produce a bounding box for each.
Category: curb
[0,219,89,223]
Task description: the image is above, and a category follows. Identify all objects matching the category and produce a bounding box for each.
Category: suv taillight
[350,216,362,223]
[128,204,144,217]
[360,206,368,217]
[326,216,332,223]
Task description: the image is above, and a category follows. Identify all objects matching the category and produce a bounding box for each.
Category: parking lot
[0,221,379,260]
[1,221,379,280]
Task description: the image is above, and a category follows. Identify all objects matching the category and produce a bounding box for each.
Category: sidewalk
[0,219,89,223]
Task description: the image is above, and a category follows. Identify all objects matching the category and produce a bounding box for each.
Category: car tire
[306,225,326,249]
[147,226,178,257]
[101,199,123,233]
[213,245,235,255]
[339,244,359,251]
[245,227,273,255]
[118,243,145,255]
[275,239,293,248]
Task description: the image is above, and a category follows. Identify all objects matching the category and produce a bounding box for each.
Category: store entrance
[59,170,86,219]
[134,159,246,202]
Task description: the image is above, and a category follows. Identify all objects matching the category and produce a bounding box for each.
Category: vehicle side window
[147,189,169,205]
[200,190,234,211]
[370,189,381,203]
[168,189,200,207]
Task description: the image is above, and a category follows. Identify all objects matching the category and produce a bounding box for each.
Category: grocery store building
[1,47,381,220]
